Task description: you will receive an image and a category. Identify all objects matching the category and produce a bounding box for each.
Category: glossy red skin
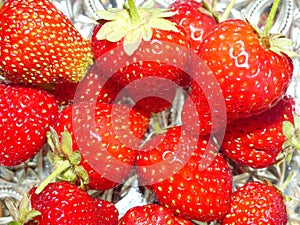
[91,23,191,114]
[29,181,118,225]
[221,95,295,169]
[198,19,294,121]
[0,83,59,166]
[0,0,92,85]
[52,102,150,190]
[221,181,288,225]
[53,65,125,105]
[136,126,233,222]
[118,204,194,225]
[170,0,217,53]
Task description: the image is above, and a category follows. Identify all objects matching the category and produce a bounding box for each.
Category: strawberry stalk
[35,129,89,194]
[127,0,142,25]
[263,0,281,38]
[201,0,236,22]
[35,160,72,194]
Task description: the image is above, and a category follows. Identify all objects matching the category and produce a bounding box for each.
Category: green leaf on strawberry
[278,113,300,164]
[5,195,41,225]
[35,128,89,194]
[96,0,179,55]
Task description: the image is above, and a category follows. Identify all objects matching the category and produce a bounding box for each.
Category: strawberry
[221,181,288,225]
[52,65,125,105]
[181,78,229,136]
[0,83,59,167]
[118,204,193,225]
[0,0,93,86]
[91,0,191,115]
[47,102,150,191]
[169,0,217,53]
[221,95,295,169]
[136,126,232,222]
[197,18,295,121]
[29,181,118,225]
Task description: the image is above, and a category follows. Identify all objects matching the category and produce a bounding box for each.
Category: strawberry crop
[29,181,119,225]
[1,0,299,224]
[0,0,93,86]
[0,82,59,167]
[221,181,288,224]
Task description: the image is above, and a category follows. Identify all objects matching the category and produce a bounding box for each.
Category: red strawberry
[29,181,118,225]
[170,0,217,53]
[49,102,150,190]
[52,65,125,105]
[221,95,295,168]
[221,181,288,225]
[0,0,93,86]
[0,83,59,167]
[118,204,193,225]
[136,126,232,222]
[91,0,191,115]
[197,18,294,121]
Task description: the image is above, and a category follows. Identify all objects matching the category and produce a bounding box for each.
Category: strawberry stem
[263,0,281,37]
[127,0,142,25]
[219,0,236,22]
[35,160,71,194]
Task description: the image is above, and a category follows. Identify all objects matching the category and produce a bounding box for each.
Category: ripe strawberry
[197,18,294,121]
[221,181,288,225]
[221,95,295,168]
[0,0,93,86]
[0,83,59,167]
[49,102,150,190]
[118,204,193,225]
[52,65,125,105]
[91,0,191,115]
[29,181,118,225]
[136,126,232,222]
[170,0,217,53]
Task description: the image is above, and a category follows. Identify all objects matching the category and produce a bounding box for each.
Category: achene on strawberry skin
[221,181,288,225]
[221,95,295,169]
[0,82,59,167]
[0,0,93,86]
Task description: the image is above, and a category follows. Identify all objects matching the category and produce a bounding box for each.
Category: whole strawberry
[197,17,295,121]
[48,102,150,190]
[221,181,288,225]
[136,126,233,222]
[29,181,118,225]
[221,95,295,168]
[170,0,217,53]
[91,0,191,115]
[118,204,193,225]
[0,0,93,86]
[0,83,59,167]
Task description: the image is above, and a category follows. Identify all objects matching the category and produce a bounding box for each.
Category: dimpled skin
[0,0,93,85]
[118,204,194,225]
[0,83,59,166]
[29,181,119,225]
[198,19,294,121]
[221,95,295,169]
[221,181,288,225]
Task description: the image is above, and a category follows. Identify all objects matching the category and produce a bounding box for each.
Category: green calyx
[252,0,298,58]
[96,0,179,56]
[35,128,89,194]
[5,195,41,225]
[277,114,300,164]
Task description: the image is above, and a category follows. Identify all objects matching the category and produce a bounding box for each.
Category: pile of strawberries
[0,0,299,224]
